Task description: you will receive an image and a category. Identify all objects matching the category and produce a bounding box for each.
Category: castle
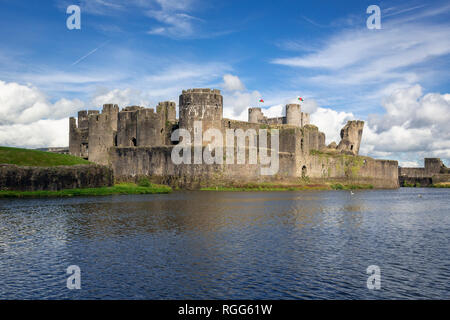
[399,158,450,186]
[70,88,399,188]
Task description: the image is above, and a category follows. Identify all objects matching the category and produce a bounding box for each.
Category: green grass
[0,146,90,167]
[431,183,450,188]
[330,183,374,190]
[0,183,172,198]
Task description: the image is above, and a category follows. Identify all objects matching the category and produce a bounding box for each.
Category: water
[0,188,449,299]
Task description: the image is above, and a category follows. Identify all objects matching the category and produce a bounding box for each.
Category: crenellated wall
[179,89,223,139]
[398,158,449,186]
[68,88,398,189]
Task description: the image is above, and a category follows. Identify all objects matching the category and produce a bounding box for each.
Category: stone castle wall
[69,88,398,189]
[0,164,113,191]
[398,158,449,186]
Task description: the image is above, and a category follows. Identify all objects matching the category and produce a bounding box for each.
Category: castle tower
[179,89,223,139]
[157,101,176,123]
[286,104,301,126]
[248,107,265,123]
[117,106,143,147]
[301,112,310,127]
[337,120,364,155]
[425,158,444,175]
[69,110,99,159]
[88,104,119,165]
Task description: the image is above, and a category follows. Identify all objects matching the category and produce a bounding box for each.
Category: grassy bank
[0,183,172,198]
[201,182,374,192]
[431,183,450,188]
[0,146,90,166]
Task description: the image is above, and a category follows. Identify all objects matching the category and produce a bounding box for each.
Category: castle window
[350,145,354,151]
[301,138,304,151]
[131,138,137,146]
[302,165,307,177]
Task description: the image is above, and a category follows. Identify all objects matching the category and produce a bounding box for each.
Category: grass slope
[0,146,90,167]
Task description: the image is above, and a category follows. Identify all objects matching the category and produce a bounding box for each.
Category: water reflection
[0,188,449,299]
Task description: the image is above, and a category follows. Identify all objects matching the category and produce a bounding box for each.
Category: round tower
[286,104,301,126]
[179,88,223,137]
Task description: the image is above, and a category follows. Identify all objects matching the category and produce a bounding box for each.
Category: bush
[137,177,152,187]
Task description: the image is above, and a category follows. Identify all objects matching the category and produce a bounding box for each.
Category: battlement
[69,88,366,172]
[179,88,223,137]
[182,88,221,95]
[248,104,310,128]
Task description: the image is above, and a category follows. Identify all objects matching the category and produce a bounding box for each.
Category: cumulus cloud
[0,80,84,126]
[223,90,261,120]
[361,85,450,163]
[0,80,84,148]
[90,88,150,107]
[222,74,245,91]
[310,108,354,144]
[0,119,69,148]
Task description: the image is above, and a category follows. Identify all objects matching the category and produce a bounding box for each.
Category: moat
[0,189,449,299]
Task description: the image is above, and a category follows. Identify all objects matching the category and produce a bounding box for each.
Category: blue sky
[0,0,449,166]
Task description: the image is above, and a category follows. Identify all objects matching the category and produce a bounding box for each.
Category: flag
[298,97,303,101]
[259,99,264,103]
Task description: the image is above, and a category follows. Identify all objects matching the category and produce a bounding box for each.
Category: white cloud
[90,88,149,107]
[361,85,450,164]
[0,80,85,148]
[0,80,84,125]
[310,107,355,144]
[271,5,450,116]
[398,161,420,167]
[223,90,261,120]
[0,118,69,148]
[146,10,200,38]
[222,74,245,91]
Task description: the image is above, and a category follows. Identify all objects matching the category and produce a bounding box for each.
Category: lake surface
[0,188,449,299]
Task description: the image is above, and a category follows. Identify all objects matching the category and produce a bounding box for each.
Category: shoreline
[200,182,375,192]
[0,183,172,198]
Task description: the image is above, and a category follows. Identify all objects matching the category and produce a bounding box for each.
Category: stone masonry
[69,88,398,188]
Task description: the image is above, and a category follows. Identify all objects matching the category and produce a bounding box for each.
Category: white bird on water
[418,194,422,198]
[350,191,355,195]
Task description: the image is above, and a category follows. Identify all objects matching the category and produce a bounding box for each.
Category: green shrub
[137,177,152,187]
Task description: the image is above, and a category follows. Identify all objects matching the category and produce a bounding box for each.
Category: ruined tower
[337,120,364,155]
[88,104,119,165]
[179,89,223,139]
[248,107,265,123]
[69,110,99,159]
[117,106,143,147]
